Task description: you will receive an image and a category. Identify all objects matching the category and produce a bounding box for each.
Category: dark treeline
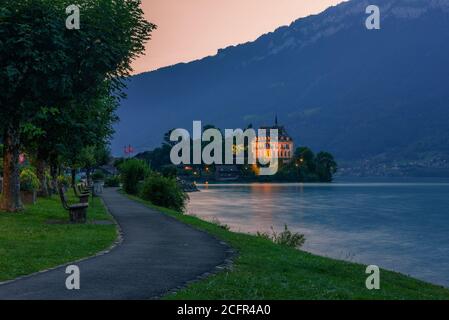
[132,126,338,183]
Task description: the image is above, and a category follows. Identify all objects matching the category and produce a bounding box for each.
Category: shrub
[57,175,71,188]
[20,168,40,192]
[256,231,272,241]
[45,170,52,184]
[161,165,178,178]
[211,217,230,231]
[140,173,189,212]
[92,170,106,181]
[257,225,306,249]
[119,159,151,195]
[104,175,121,188]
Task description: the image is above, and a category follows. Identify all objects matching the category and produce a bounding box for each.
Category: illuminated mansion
[252,116,294,164]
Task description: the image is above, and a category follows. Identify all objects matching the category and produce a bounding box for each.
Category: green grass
[125,193,449,300]
[0,191,117,282]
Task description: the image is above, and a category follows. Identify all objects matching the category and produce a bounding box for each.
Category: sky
[133,0,344,74]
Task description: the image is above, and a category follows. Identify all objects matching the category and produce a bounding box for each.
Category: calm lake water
[187,179,449,287]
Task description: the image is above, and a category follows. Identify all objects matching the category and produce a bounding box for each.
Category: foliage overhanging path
[0,188,229,300]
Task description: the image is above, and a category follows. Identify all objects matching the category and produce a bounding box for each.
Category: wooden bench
[80,183,94,194]
[58,186,89,224]
[73,184,90,204]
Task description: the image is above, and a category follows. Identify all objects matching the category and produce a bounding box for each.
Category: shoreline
[187,183,449,289]
[188,212,449,290]
[124,192,449,300]
[194,180,449,187]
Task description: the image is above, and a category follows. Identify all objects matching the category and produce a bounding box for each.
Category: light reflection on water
[187,182,449,287]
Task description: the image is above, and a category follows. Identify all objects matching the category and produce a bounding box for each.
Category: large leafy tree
[59,92,118,185]
[315,152,338,182]
[23,87,118,195]
[0,1,69,210]
[0,0,155,211]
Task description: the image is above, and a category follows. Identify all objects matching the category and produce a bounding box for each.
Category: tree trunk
[71,168,76,187]
[36,157,49,197]
[50,162,58,194]
[1,124,23,212]
[86,168,92,186]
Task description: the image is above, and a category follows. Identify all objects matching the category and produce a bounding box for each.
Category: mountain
[112,0,449,176]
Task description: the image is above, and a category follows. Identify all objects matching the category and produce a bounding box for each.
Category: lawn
[0,191,117,282]
[126,193,449,300]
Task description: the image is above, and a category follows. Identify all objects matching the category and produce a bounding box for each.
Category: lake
[187,179,449,287]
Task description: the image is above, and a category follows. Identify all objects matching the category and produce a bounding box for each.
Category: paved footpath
[0,188,230,300]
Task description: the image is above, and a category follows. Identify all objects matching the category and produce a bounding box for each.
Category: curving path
[0,188,230,300]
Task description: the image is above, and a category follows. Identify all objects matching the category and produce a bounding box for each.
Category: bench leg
[79,195,89,204]
[69,208,87,224]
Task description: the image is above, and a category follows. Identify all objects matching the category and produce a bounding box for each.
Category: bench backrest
[58,186,70,210]
[73,184,82,197]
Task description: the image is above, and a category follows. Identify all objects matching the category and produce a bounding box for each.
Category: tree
[75,144,111,185]
[293,147,316,181]
[295,147,316,170]
[57,89,118,185]
[163,129,176,147]
[0,0,155,211]
[22,107,62,197]
[118,158,151,195]
[0,1,69,210]
[315,152,338,182]
[0,144,3,177]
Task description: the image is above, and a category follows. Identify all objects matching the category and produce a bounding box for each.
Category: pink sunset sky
[133,0,344,74]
